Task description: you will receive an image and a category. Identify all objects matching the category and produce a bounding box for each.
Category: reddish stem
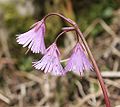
[54,27,75,43]
[76,28,111,107]
[44,13,76,26]
[44,13,111,107]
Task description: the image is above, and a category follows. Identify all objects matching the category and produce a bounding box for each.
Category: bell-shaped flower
[16,19,46,54]
[65,43,92,75]
[33,43,65,76]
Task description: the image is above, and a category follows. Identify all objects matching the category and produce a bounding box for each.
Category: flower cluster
[16,17,92,76]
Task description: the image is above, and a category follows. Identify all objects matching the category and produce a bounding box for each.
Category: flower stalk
[76,27,111,107]
[44,13,111,107]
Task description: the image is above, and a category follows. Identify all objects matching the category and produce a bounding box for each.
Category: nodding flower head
[32,43,65,76]
[16,19,46,54]
[65,43,92,75]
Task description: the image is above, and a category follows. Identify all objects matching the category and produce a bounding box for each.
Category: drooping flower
[33,43,65,76]
[16,19,46,54]
[65,43,92,75]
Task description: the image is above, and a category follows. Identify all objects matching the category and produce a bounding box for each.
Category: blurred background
[0,0,120,107]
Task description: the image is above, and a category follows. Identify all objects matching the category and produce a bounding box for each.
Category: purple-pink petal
[65,43,92,75]
[16,20,46,54]
[33,43,65,76]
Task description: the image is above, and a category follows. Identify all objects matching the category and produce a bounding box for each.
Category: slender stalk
[44,13,76,26]
[54,27,75,43]
[54,31,66,43]
[76,28,111,107]
[44,13,111,107]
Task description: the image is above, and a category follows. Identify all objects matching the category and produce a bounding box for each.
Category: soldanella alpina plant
[16,13,111,107]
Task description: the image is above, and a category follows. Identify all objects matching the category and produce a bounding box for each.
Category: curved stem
[76,27,111,107]
[44,13,76,26]
[43,13,111,107]
[54,28,76,43]
[54,31,66,43]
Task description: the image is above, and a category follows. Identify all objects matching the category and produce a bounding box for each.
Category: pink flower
[33,43,65,76]
[16,19,46,54]
[65,43,92,75]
